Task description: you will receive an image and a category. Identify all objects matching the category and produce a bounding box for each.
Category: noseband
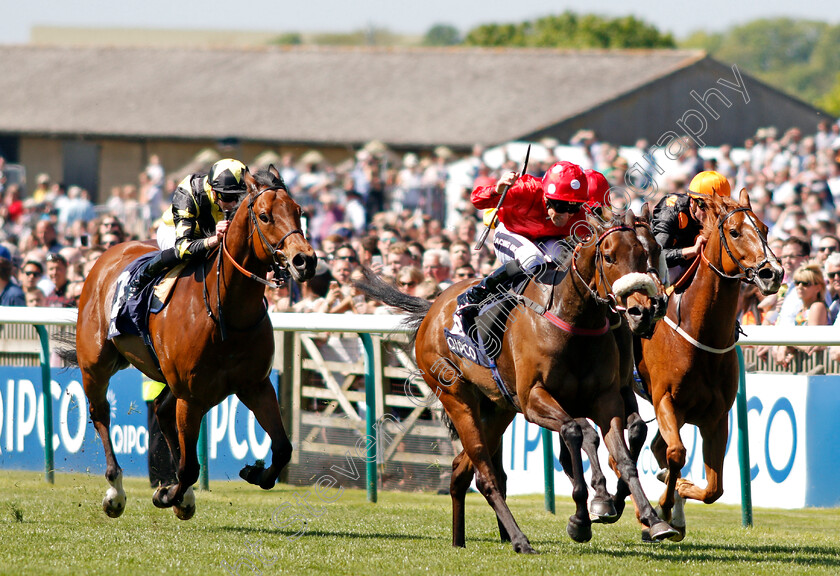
[704,206,774,283]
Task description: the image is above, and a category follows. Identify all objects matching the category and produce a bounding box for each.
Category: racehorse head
[700,189,783,296]
[243,166,317,282]
[577,209,663,337]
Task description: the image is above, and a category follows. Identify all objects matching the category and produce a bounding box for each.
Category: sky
[1,0,839,43]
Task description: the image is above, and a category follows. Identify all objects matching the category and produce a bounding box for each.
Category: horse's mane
[251,168,288,191]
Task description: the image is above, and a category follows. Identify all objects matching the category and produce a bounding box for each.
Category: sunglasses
[827,271,840,280]
[819,246,839,253]
[101,221,120,227]
[545,199,583,214]
[795,280,815,287]
[218,192,243,203]
[23,270,41,276]
[333,255,357,263]
[398,281,417,288]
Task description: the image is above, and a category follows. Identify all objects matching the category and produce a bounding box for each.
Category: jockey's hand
[216,220,230,236]
[495,171,518,194]
[683,235,707,259]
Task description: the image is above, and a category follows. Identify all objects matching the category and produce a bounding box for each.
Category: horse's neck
[679,235,740,344]
[208,216,268,321]
[551,255,606,328]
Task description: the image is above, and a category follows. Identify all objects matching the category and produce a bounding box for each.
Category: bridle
[221,186,305,288]
[702,206,774,283]
[571,225,634,312]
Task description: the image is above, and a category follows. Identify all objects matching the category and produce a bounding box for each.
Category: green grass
[0,471,838,575]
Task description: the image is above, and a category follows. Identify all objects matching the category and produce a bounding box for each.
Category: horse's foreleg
[577,418,618,523]
[524,387,591,543]
[153,398,203,520]
[83,372,126,518]
[449,451,475,548]
[236,378,292,490]
[611,410,647,519]
[651,394,685,535]
[593,401,677,542]
[154,387,180,481]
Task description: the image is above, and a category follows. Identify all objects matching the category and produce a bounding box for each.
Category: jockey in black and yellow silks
[652,170,730,284]
[126,158,248,301]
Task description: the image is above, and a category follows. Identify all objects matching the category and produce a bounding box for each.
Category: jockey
[584,168,611,216]
[450,161,589,336]
[652,170,730,284]
[126,158,248,300]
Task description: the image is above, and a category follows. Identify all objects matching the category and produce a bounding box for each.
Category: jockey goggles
[217,191,245,203]
[545,198,584,214]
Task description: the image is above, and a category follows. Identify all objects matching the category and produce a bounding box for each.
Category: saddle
[107,253,192,367]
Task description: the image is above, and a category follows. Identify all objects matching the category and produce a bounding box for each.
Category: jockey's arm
[653,211,692,267]
[171,192,214,261]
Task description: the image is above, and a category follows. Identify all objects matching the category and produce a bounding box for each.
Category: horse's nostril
[292,254,307,269]
[627,306,643,318]
[758,268,777,280]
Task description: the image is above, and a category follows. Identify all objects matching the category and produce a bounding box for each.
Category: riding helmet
[584,169,610,209]
[208,159,247,193]
[542,161,589,203]
[688,170,731,198]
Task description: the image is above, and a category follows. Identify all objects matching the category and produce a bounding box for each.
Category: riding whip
[473,144,530,251]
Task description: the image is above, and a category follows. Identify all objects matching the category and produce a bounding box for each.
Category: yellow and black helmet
[208,159,247,194]
[688,170,731,199]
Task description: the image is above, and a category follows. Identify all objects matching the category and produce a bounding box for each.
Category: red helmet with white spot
[584,169,610,209]
[542,161,588,202]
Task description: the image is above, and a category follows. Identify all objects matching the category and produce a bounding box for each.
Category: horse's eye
[729,228,739,238]
[603,253,614,264]
[259,213,270,224]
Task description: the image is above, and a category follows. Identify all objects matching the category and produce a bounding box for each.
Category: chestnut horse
[360,211,675,553]
[637,189,782,539]
[59,166,316,519]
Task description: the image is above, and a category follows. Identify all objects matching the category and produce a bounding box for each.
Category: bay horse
[59,166,316,519]
[637,188,782,539]
[560,203,669,523]
[360,210,675,553]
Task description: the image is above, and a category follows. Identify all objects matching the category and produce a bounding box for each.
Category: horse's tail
[52,331,79,367]
[355,267,432,344]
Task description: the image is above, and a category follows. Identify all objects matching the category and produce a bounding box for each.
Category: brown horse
[59,166,316,519]
[637,189,782,539]
[360,210,675,553]
[561,203,668,523]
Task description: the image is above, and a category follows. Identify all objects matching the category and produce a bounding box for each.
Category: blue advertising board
[0,367,280,480]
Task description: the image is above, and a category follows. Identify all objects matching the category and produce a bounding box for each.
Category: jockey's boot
[450,260,524,337]
[126,248,179,302]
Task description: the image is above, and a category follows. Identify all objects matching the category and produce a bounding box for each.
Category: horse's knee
[560,421,583,449]
[666,444,686,469]
[627,418,647,448]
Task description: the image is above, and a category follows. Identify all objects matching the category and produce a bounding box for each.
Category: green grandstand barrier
[198,415,209,491]
[736,347,753,527]
[541,427,555,514]
[360,333,377,503]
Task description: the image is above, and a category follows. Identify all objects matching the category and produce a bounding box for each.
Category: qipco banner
[502,373,840,509]
[0,367,281,479]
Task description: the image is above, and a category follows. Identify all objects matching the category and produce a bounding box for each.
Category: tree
[819,73,840,116]
[423,24,461,46]
[463,11,675,49]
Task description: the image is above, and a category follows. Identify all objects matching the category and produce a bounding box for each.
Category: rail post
[198,415,209,490]
[360,333,377,503]
[736,347,753,527]
[34,325,54,484]
[542,427,555,514]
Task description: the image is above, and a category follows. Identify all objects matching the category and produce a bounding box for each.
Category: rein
[704,206,773,282]
[570,225,634,312]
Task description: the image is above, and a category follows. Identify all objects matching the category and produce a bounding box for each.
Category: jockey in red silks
[451,161,589,336]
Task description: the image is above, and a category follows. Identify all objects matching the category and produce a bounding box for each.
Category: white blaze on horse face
[612,272,658,299]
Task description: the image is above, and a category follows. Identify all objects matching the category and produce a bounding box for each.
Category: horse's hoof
[102,487,126,518]
[668,524,686,542]
[173,503,196,520]
[513,539,536,554]
[649,520,679,541]
[566,518,592,543]
[589,499,618,523]
[239,461,266,486]
[152,485,171,509]
[259,476,276,491]
[655,468,668,483]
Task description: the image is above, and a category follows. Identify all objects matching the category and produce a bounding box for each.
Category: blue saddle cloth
[107,253,167,342]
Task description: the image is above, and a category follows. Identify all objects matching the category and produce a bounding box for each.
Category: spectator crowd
[2,121,840,369]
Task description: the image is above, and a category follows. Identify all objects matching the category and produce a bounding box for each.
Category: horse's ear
[639,202,651,223]
[243,167,258,194]
[268,164,280,180]
[624,208,636,227]
[738,188,751,210]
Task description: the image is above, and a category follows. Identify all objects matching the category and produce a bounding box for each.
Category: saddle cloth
[107,254,187,341]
